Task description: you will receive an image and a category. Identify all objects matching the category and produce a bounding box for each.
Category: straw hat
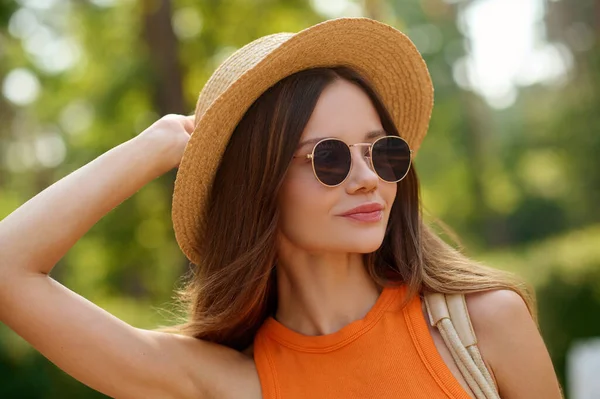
[172,17,434,265]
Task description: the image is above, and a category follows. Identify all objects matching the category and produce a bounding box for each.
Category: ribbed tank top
[252,284,472,399]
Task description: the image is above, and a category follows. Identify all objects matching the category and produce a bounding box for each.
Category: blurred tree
[141,0,185,114]
[0,0,598,397]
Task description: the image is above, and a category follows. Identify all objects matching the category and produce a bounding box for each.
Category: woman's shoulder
[465,289,530,325]
[464,289,562,398]
[464,288,533,359]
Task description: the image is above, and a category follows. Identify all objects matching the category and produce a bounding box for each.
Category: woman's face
[277,79,397,254]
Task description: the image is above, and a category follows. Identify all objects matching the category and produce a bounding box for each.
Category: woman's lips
[341,210,383,222]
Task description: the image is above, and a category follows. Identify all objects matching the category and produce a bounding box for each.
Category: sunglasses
[293,135,413,187]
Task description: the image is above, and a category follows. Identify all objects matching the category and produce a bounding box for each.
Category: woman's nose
[345,146,379,191]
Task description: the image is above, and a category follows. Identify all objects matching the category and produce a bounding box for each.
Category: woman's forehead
[298,80,384,147]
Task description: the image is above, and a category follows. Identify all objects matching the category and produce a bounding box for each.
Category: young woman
[0,18,562,399]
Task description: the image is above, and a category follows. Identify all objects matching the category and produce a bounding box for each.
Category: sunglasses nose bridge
[348,143,377,177]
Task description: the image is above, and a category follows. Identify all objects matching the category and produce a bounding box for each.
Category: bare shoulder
[464,289,563,399]
[465,289,530,329]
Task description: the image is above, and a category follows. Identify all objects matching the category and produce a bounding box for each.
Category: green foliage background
[1,0,598,397]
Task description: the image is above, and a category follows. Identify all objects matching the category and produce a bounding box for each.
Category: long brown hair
[157,66,535,351]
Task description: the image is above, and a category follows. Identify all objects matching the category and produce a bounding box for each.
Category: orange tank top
[252,284,471,399]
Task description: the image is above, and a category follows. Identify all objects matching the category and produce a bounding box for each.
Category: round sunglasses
[292,135,413,187]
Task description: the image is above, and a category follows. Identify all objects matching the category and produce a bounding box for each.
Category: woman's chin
[336,238,385,254]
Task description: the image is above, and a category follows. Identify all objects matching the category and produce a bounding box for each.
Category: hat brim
[172,17,434,265]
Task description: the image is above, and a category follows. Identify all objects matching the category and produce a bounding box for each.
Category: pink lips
[339,202,384,223]
[343,210,383,222]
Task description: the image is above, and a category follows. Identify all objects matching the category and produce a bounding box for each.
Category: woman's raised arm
[0,115,256,399]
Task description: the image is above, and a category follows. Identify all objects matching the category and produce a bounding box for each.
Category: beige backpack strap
[424,292,499,399]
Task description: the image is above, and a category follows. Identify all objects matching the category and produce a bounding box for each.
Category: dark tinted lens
[372,136,411,182]
[313,139,351,186]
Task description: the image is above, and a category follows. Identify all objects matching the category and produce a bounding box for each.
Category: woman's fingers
[183,114,196,134]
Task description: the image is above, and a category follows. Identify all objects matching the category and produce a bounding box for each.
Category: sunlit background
[1,0,599,397]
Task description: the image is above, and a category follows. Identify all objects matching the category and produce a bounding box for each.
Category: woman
[0,17,562,399]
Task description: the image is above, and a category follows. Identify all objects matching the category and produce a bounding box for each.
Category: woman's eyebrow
[296,129,387,150]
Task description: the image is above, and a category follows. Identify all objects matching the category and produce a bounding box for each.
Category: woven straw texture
[172,17,434,265]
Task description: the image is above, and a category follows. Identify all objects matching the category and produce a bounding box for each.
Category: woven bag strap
[423,292,500,399]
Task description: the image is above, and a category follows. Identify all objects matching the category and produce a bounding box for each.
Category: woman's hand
[137,113,196,171]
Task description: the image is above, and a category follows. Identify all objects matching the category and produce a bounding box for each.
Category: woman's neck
[274,252,382,336]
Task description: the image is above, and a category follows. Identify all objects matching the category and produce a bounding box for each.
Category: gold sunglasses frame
[292,135,414,187]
